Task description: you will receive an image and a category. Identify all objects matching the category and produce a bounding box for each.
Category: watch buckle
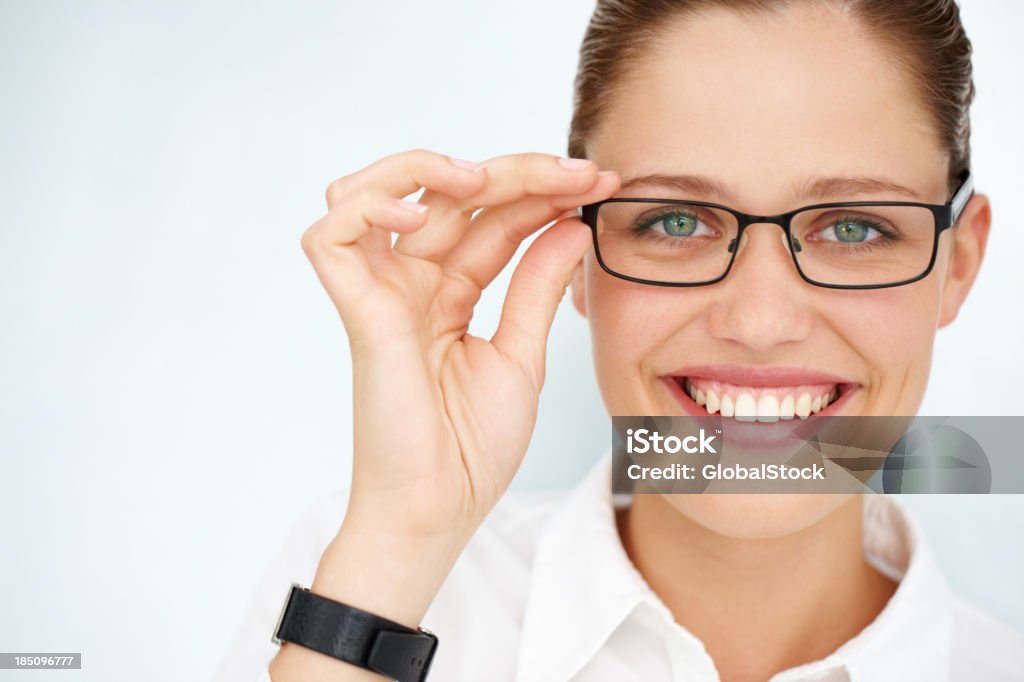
[271,582,303,645]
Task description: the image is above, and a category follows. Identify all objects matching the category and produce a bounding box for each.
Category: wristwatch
[272,583,439,682]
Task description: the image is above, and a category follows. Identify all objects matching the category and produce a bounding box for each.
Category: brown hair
[568,0,974,191]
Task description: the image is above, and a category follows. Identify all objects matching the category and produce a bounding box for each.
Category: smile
[663,365,858,422]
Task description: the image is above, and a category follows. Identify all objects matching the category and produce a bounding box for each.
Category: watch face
[271,583,303,645]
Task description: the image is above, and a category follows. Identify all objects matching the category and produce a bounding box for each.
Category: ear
[570,257,587,317]
[938,193,991,328]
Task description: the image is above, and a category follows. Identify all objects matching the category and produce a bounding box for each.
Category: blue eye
[638,211,712,238]
[661,213,698,236]
[824,217,880,243]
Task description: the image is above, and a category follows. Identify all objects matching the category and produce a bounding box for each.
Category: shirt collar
[516,450,954,682]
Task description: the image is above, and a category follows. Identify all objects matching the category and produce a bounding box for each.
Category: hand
[301,150,620,543]
[271,151,619,681]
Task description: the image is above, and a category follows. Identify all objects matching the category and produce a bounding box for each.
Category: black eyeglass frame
[579,171,975,290]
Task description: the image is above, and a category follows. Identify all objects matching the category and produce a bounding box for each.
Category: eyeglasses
[579,171,974,289]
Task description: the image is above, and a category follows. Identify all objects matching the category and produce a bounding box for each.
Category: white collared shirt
[215,453,1024,682]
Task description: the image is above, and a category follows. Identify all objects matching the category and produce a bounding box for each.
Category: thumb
[491,215,593,388]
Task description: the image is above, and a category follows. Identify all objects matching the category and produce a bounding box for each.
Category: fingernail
[559,157,593,169]
[450,157,484,172]
[397,199,429,214]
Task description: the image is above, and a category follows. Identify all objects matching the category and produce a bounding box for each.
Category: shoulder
[267,482,568,566]
[430,486,568,596]
[470,487,568,556]
[949,596,1024,681]
[266,484,570,590]
[294,483,568,554]
[417,488,570,678]
[213,485,571,681]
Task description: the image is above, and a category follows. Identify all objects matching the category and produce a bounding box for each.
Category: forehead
[588,3,948,205]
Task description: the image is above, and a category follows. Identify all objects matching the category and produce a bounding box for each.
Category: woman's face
[572,3,983,537]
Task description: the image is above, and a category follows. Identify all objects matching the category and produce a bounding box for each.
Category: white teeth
[796,393,812,419]
[780,395,795,420]
[687,381,841,421]
[720,394,735,418]
[706,390,720,415]
[735,393,757,422]
[756,394,779,423]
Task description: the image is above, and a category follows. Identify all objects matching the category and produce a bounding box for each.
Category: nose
[706,222,815,351]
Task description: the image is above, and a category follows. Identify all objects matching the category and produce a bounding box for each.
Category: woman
[218,1,1021,680]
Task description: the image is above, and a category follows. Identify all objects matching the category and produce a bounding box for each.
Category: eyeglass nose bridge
[727,213,801,254]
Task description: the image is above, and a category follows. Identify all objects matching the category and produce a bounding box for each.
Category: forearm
[268,149,607,681]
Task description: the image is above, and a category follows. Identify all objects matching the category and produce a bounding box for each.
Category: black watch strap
[272,583,438,682]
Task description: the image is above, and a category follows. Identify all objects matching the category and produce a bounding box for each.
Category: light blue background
[1,1,1022,681]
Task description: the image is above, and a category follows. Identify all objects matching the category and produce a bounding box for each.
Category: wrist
[309,520,470,628]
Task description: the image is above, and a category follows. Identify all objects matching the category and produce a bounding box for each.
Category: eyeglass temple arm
[949,171,975,223]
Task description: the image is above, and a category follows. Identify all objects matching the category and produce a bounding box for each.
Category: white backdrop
[1,1,1022,681]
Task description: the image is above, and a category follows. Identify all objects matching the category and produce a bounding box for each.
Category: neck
[617,495,897,682]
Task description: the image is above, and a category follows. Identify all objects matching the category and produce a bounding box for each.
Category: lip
[664,364,855,388]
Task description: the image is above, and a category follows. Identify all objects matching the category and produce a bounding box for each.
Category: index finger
[451,152,601,211]
[393,153,602,261]
[326,148,487,209]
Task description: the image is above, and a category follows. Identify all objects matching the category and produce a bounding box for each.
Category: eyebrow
[618,173,925,203]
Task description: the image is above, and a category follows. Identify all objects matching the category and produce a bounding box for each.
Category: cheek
[585,255,697,412]
[827,282,942,411]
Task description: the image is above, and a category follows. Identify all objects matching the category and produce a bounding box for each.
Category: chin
[663,492,855,540]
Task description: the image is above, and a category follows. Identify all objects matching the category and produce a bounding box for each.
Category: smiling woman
[215,1,1021,681]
